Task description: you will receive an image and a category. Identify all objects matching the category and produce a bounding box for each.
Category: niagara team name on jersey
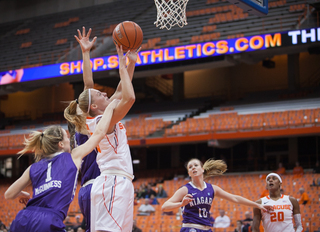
[86,117,133,175]
[261,195,295,232]
[181,182,214,226]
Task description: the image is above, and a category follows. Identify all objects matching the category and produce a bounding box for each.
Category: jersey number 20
[270,212,284,222]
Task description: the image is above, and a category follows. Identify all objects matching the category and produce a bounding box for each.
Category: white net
[154,0,189,30]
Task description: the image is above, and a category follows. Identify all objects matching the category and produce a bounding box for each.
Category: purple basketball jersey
[27,152,78,219]
[75,132,100,186]
[182,182,215,226]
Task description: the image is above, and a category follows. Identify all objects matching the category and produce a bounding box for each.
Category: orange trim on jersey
[102,176,122,230]
[86,122,102,153]
[86,116,95,119]
[110,177,117,214]
[106,127,119,154]
[266,194,283,200]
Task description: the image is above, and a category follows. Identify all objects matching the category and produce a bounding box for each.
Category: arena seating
[1,172,319,231]
[0,0,311,72]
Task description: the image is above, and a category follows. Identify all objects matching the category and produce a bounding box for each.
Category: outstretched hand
[181,194,194,207]
[126,47,141,63]
[74,27,97,53]
[259,204,274,213]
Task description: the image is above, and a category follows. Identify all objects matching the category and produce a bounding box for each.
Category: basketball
[112,21,143,52]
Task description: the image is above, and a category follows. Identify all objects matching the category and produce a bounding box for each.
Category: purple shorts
[10,206,65,232]
[78,184,93,232]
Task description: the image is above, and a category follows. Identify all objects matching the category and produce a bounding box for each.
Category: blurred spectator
[132,219,142,232]
[234,220,244,232]
[64,216,75,230]
[144,184,156,199]
[150,194,159,205]
[156,184,167,198]
[298,188,309,205]
[138,198,155,216]
[292,162,304,178]
[136,185,146,199]
[313,161,320,173]
[242,211,253,232]
[214,209,230,229]
[275,162,286,175]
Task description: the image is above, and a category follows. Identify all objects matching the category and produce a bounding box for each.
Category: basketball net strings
[154,0,189,30]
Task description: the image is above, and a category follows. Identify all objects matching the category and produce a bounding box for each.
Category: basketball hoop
[154,0,189,30]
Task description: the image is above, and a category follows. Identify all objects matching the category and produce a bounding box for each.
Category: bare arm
[109,48,140,102]
[74,27,97,90]
[252,199,262,232]
[5,166,32,200]
[107,46,135,133]
[161,186,192,211]
[213,185,271,212]
[290,196,303,232]
[71,99,119,167]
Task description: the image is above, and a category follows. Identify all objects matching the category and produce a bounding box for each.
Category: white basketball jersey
[261,195,295,232]
[86,116,133,175]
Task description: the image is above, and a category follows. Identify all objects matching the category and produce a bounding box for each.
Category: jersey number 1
[45,162,52,182]
[270,212,284,222]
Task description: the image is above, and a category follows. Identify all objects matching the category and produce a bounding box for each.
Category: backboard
[227,0,268,16]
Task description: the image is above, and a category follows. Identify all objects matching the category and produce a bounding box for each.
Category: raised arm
[252,199,262,232]
[71,99,119,167]
[161,186,192,212]
[109,48,140,101]
[5,166,32,200]
[74,27,97,90]
[107,45,135,132]
[213,185,271,212]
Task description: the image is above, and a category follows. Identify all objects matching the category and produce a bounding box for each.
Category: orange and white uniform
[87,116,134,232]
[261,195,294,232]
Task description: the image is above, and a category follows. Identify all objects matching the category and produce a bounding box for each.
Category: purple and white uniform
[10,152,78,232]
[75,132,100,232]
[181,182,214,232]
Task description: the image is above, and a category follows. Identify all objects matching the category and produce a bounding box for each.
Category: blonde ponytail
[203,159,227,179]
[18,126,64,162]
[64,89,91,133]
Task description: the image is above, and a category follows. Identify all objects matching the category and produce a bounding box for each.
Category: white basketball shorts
[90,174,134,232]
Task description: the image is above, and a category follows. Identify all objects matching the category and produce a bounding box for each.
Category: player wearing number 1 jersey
[252,173,303,232]
[4,99,117,232]
[162,158,272,232]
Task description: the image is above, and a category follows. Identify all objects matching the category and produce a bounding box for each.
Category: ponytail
[64,89,91,134]
[203,159,227,179]
[18,126,64,162]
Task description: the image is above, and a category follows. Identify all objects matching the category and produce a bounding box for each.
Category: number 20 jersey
[261,195,295,232]
[181,182,214,226]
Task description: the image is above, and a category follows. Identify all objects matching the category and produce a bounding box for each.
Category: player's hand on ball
[116,45,128,69]
[181,194,193,206]
[127,47,141,63]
